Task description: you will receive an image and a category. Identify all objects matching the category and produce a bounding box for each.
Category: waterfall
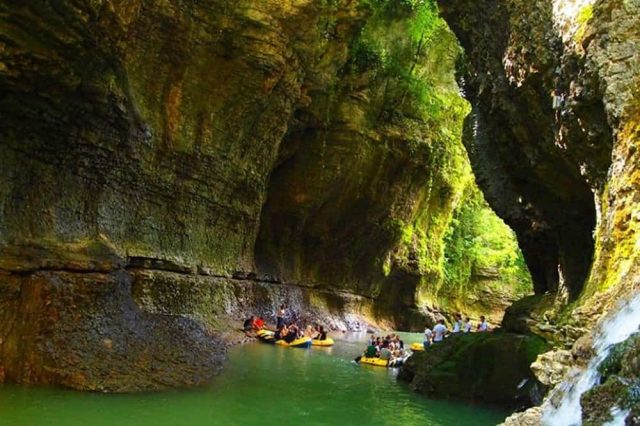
[542,294,640,425]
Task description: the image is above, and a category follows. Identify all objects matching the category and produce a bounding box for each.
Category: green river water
[0,332,507,425]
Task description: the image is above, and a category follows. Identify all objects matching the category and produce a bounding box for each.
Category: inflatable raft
[359,357,389,367]
[275,337,312,348]
[410,342,425,351]
[311,338,334,347]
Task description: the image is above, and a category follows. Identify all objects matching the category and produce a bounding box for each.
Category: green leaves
[347,0,467,126]
[443,183,533,295]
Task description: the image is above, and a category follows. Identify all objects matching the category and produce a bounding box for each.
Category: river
[0,332,507,425]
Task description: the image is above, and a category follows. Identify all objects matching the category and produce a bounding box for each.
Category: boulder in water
[398,332,548,408]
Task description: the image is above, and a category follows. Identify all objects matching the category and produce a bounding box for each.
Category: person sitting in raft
[383,335,392,349]
[477,316,489,332]
[433,319,448,343]
[275,324,287,340]
[379,342,392,361]
[423,324,433,349]
[364,341,377,358]
[284,323,299,343]
[243,316,255,334]
[315,326,327,341]
[304,325,315,338]
[390,339,404,359]
[252,316,265,330]
[463,316,472,333]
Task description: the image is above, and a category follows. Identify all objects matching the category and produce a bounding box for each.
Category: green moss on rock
[398,332,549,407]
[580,333,640,424]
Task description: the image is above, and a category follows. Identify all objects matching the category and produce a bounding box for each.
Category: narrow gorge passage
[0,0,639,425]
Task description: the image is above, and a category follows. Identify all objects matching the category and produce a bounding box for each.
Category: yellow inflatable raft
[256,329,274,338]
[311,338,334,347]
[359,356,389,367]
[275,337,312,348]
[410,342,425,351]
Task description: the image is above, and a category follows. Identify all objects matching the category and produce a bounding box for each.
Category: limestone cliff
[433,0,640,421]
[436,0,639,320]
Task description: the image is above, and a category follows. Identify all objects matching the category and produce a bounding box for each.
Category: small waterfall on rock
[542,294,640,425]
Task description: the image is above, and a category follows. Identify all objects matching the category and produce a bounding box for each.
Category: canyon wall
[434,0,639,421]
[437,0,639,317]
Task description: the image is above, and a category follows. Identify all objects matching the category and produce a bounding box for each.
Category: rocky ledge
[0,241,379,392]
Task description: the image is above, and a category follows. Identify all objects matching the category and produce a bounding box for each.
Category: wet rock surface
[0,269,225,392]
[0,1,638,414]
[438,0,640,419]
[531,349,573,388]
[0,0,467,390]
[500,406,543,426]
[436,0,611,300]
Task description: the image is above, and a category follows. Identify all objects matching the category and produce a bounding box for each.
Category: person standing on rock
[433,319,448,343]
[463,316,472,333]
[276,304,286,329]
[452,313,463,333]
[477,316,489,332]
[423,324,433,349]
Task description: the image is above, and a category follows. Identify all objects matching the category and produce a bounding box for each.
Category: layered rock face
[438,0,639,307]
[437,0,616,299]
[434,0,640,422]
[1,1,526,390]
[0,0,342,390]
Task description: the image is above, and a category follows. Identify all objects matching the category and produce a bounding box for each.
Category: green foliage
[577,4,594,25]
[348,0,466,123]
[574,4,594,44]
[344,0,529,308]
[443,182,533,297]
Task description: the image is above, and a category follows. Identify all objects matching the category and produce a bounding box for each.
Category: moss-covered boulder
[398,332,549,407]
[580,333,640,425]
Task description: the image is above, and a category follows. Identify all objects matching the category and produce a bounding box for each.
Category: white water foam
[603,407,631,426]
[542,294,640,425]
[552,0,597,42]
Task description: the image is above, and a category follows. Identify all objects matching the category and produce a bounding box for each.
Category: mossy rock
[581,333,640,424]
[398,332,548,407]
[502,294,556,335]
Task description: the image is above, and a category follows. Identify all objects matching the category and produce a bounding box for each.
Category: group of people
[245,304,491,358]
[243,303,328,343]
[274,323,327,343]
[363,334,407,362]
[423,314,490,348]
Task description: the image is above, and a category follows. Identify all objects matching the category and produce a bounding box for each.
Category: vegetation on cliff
[443,184,532,296]
[255,0,530,327]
